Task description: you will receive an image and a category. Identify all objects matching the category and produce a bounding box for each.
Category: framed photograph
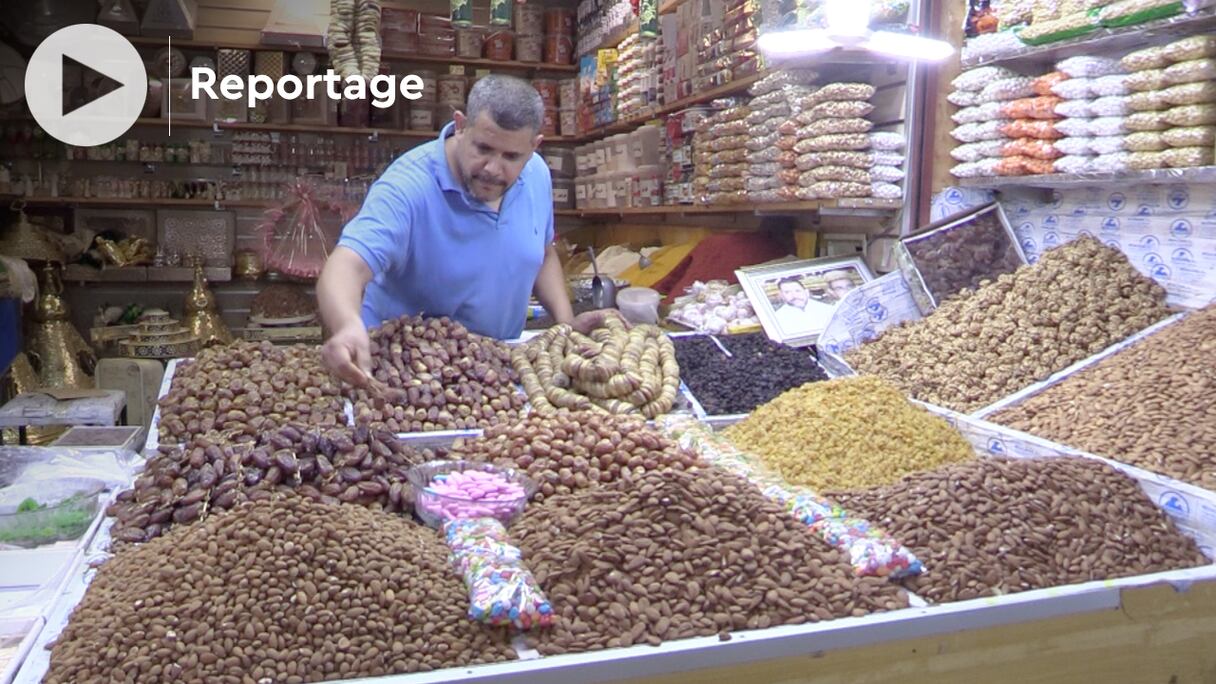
[161,77,208,122]
[736,255,875,348]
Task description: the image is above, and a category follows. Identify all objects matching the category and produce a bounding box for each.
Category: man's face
[779,281,808,308]
[827,278,854,300]
[452,110,541,202]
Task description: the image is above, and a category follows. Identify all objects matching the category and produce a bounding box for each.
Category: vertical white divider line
[167,36,172,137]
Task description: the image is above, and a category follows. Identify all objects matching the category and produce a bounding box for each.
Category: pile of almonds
[450,410,702,502]
[108,423,430,545]
[830,457,1209,603]
[845,237,1173,413]
[350,315,526,433]
[992,305,1216,490]
[514,467,908,654]
[158,341,345,445]
[47,497,516,683]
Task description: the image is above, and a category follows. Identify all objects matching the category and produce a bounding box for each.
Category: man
[821,269,858,303]
[317,74,591,389]
[772,276,835,334]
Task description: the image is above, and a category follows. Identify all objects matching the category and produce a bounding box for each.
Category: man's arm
[533,242,575,325]
[318,246,375,388]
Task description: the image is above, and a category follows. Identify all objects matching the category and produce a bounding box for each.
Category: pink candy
[419,470,527,523]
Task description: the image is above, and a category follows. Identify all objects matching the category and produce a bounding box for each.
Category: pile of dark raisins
[673,333,828,415]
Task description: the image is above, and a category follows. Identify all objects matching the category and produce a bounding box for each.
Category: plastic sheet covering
[444,517,555,629]
[0,447,140,514]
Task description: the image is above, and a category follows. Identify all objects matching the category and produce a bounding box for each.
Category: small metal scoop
[588,246,618,309]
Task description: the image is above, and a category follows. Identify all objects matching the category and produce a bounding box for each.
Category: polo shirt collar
[432,121,529,199]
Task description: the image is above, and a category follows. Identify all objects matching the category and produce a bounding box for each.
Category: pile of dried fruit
[514,467,907,654]
[107,423,429,544]
[47,498,516,683]
[249,283,316,320]
[674,333,828,415]
[904,208,1025,306]
[450,410,700,502]
[830,457,1209,603]
[723,376,974,491]
[158,342,345,445]
[512,319,680,418]
[845,236,1172,413]
[350,315,525,433]
[992,306,1216,489]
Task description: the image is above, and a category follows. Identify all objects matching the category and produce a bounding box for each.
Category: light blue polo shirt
[336,121,554,339]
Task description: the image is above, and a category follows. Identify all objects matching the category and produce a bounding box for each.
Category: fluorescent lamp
[824,0,872,38]
[862,31,955,61]
[755,0,955,63]
[756,29,839,56]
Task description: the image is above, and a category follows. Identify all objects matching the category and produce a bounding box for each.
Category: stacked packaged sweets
[743,70,818,204]
[1049,56,1129,174]
[1121,36,1216,171]
[695,100,751,205]
[696,0,761,92]
[949,66,1017,179]
[790,81,900,201]
[616,34,660,120]
[990,68,1057,176]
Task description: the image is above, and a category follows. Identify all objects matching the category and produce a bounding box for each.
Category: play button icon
[25,24,147,147]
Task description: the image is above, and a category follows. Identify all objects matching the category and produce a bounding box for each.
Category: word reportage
[191,68,424,109]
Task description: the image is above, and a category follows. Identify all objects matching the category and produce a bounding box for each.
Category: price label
[450,65,466,75]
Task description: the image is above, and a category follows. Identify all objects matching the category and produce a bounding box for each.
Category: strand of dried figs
[448,410,701,503]
[108,423,430,545]
[47,497,516,683]
[829,457,1209,604]
[349,315,525,433]
[513,466,908,654]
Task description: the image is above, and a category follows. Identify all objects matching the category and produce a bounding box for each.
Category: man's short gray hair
[466,74,544,133]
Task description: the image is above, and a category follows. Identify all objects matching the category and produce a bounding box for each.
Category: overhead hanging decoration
[328,0,383,81]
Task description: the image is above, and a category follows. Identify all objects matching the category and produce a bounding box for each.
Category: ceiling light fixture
[756,0,954,63]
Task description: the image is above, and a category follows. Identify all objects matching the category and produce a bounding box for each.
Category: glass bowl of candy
[407,460,538,529]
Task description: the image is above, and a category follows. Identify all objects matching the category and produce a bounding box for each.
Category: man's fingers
[354,342,373,376]
[334,358,371,389]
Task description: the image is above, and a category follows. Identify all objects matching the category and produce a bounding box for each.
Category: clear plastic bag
[1090,74,1130,96]
[1001,96,1064,119]
[807,100,875,120]
[1122,46,1171,72]
[797,150,874,169]
[747,147,782,163]
[708,162,748,178]
[1054,136,1093,155]
[799,117,873,136]
[1090,95,1130,116]
[808,180,871,198]
[1162,146,1215,167]
[746,175,784,191]
[979,77,1037,102]
[799,133,872,151]
[1089,116,1128,135]
[1033,71,1071,97]
[952,106,988,124]
[710,119,751,137]
[1001,119,1063,139]
[711,148,750,164]
[870,165,906,182]
[872,151,906,166]
[745,131,779,151]
[1164,103,1216,125]
[1090,152,1131,172]
[802,166,872,183]
[0,447,139,514]
[953,66,1020,91]
[1125,69,1169,92]
[1124,131,1167,151]
[871,182,903,199]
[769,118,799,136]
[1051,77,1094,99]
[1127,150,1166,170]
[750,161,783,176]
[1127,90,1168,112]
[948,90,982,107]
[1054,117,1092,136]
[1053,155,1094,173]
[1162,125,1216,147]
[1161,81,1216,106]
[1163,35,1216,63]
[1165,59,1216,86]
[1056,56,1124,78]
[260,179,354,280]
[749,69,820,95]
[775,136,799,151]
[778,169,802,184]
[1089,135,1127,154]
[445,518,554,629]
[1124,111,1169,131]
[1002,137,1062,159]
[869,131,906,150]
[1055,99,1094,117]
[805,82,876,105]
[951,161,982,178]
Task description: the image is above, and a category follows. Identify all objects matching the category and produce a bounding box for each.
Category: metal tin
[490,0,513,27]
[450,0,473,28]
[516,33,543,62]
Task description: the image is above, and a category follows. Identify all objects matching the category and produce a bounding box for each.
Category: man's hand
[321,321,374,389]
[571,309,629,335]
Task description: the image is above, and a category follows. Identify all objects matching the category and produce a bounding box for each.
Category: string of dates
[513,319,680,419]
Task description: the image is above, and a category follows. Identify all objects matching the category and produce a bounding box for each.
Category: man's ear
[453,110,467,133]
[533,133,544,150]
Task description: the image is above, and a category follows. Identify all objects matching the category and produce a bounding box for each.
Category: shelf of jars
[556,198,904,217]
[128,118,585,144]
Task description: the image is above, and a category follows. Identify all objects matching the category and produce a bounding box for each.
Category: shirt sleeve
[336,175,414,279]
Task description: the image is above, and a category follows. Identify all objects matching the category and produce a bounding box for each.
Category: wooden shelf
[957,166,1216,189]
[557,198,904,217]
[582,19,639,56]
[961,8,1216,68]
[128,36,577,73]
[1,196,275,209]
[129,118,582,144]
[577,71,766,141]
[659,0,688,14]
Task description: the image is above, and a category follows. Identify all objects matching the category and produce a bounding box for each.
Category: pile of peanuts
[512,319,681,419]
[450,410,701,503]
[107,423,430,545]
[993,305,1216,489]
[514,467,907,654]
[723,376,975,491]
[830,457,1209,603]
[47,498,516,682]
[845,237,1173,413]
[351,315,526,433]
[157,342,345,445]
